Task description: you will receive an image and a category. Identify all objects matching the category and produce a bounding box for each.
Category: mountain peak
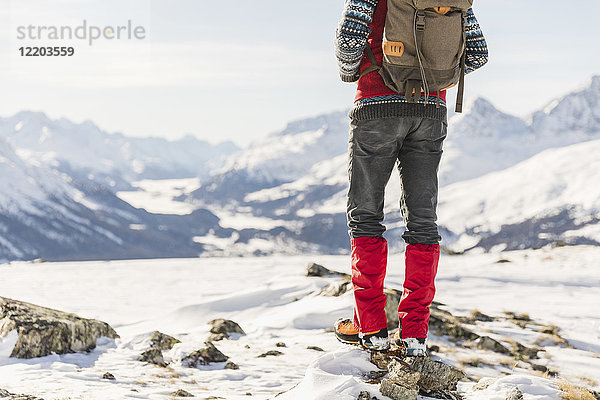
[531,74,600,134]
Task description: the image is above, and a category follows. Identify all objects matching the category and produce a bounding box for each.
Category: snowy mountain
[187,111,350,204]
[0,129,226,262]
[181,75,600,255]
[438,139,600,251]
[2,76,600,260]
[0,111,239,186]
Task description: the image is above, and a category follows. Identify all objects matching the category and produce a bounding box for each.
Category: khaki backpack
[361,0,473,112]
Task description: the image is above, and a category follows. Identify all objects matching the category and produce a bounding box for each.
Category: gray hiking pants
[346,116,447,244]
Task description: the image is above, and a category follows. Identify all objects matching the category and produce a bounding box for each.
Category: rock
[506,387,524,400]
[370,348,404,370]
[380,379,419,400]
[306,262,349,278]
[512,342,539,360]
[470,310,494,322]
[224,360,239,370]
[0,388,44,399]
[182,342,228,367]
[472,377,496,391]
[257,350,283,358]
[102,372,116,380]
[307,346,324,352]
[476,336,511,355]
[384,289,403,330]
[540,325,560,335]
[365,370,388,382]
[387,360,422,388]
[208,319,245,339]
[150,331,180,350]
[405,357,465,392]
[418,389,463,399]
[428,304,480,341]
[0,296,119,359]
[208,333,228,341]
[428,345,440,353]
[275,342,286,347]
[504,312,531,321]
[357,391,377,400]
[170,389,194,397]
[319,279,352,297]
[138,348,167,367]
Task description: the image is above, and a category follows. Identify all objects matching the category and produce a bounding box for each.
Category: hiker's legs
[347,118,402,332]
[396,118,446,338]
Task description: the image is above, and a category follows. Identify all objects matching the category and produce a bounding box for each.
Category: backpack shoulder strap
[455,11,467,113]
[359,45,381,78]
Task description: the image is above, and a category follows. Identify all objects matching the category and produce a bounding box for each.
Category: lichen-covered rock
[224,360,239,370]
[506,387,524,400]
[380,379,419,400]
[404,357,465,392]
[102,372,116,380]
[427,302,480,342]
[469,310,494,322]
[0,388,44,399]
[387,360,421,388]
[357,391,375,400]
[306,262,349,278]
[319,279,352,297]
[150,331,180,350]
[0,296,119,359]
[208,319,245,339]
[182,342,228,367]
[511,341,540,360]
[476,336,511,355]
[138,348,167,367]
[170,389,194,397]
[257,350,283,358]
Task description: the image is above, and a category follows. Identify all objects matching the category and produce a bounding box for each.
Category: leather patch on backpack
[382,39,404,57]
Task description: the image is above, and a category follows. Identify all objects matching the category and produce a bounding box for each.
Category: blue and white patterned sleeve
[334,0,379,83]
[464,8,489,74]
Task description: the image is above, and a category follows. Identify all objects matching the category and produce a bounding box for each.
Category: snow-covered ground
[1,246,599,399]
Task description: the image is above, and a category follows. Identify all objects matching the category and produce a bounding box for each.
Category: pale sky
[0,0,598,146]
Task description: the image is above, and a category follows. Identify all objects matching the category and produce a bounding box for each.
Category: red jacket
[355,0,447,104]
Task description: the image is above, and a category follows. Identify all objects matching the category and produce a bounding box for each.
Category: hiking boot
[393,331,427,357]
[335,318,389,351]
[359,328,390,351]
[334,318,359,345]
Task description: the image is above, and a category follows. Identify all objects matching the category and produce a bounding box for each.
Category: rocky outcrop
[306,262,349,278]
[170,389,194,397]
[0,296,119,359]
[506,387,524,400]
[371,350,465,400]
[182,342,228,367]
[138,348,168,367]
[150,331,180,350]
[0,388,44,400]
[207,319,245,341]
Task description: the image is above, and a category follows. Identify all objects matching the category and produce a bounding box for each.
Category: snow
[461,375,561,400]
[438,139,600,242]
[1,246,599,399]
[116,178,200,215]
[0,330,18,358]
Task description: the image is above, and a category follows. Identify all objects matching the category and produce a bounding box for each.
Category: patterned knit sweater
[335,0,488,121]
